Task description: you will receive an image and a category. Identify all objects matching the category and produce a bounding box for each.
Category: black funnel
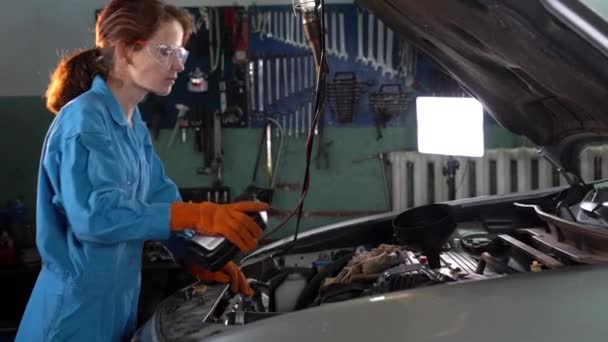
[392,204,457,268]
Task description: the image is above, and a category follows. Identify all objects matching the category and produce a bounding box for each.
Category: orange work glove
[188,261,254,297]
[170,201,268,253]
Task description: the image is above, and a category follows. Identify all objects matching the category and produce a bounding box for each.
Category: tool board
[138,4,466,132]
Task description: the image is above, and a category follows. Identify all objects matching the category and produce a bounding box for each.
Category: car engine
[135,184,608,341]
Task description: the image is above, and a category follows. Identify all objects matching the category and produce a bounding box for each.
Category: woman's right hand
[170,201,268,253]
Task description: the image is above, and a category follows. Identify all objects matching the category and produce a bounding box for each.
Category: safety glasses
[136,40,189,69]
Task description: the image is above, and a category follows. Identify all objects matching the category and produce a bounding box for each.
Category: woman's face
[126,19,188,96]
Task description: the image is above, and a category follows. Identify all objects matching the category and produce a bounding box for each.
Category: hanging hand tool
[265,122,273,184]
[205,7,221,73]
[356,8,367,64]
[212,109,223,182]
[286,12,294,46]
[275,57,280,102]
[279,9,285,42]
[384,27,397,78]
[266,57,273,108]
[297,55,302,92]
[192,104,203,152]
[283,56,289,98]
[258,11,270,40]
[337,10,348,60]
[312,55,317,86]
[374,19,385,71]
[258,58,264,112]
[366,12,375,67]
[315,111,332,169]
[301,103,306,135]
[304,56,310,89]
[295,13,302,48]
[288,112,293,137]
[290,56,296,94]
[232,7,249,64]
[295,109,299,139]
[301,13,307,49]
[270,11,277,39]
[219,51,227,115]
[250,7,258,33]
[330,11,338,56]
[248,117,285,205]
[168,104,190,147]
[298,13,308,49]
[249,60,257,113]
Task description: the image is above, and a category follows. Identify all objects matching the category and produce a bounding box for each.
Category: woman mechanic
[16,0,267,340]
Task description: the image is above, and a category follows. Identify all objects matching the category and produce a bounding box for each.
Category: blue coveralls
[16,75,181,341]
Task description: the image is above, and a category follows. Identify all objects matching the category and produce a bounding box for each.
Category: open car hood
[361,0,608,178]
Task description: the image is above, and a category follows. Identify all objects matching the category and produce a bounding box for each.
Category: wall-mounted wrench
[289,112,294,137]
[304,56,310,89]
[366,12,376,67]
[330,11,339,56]
[355,8,367,63]
[311,55,316,86]
[291,12,297,46]
[258,11,270,40]
[301,103,307,135]
[275,58,280,101]
[283,56,289,98]
[249,60,256,113]
[374,19,385,71]
[274,11,280,40]
[295,110,299,139]
[297,56,302,92]
[258,58,264,112]
[278,10,284,42]
[384,27,397,78]
[266,58,273,107]
[290,56,296,94]
[295,13,303,48]
[269,11,276,39]
[337,11,349,60]
[286,12,294,46]
[308,101,312,135]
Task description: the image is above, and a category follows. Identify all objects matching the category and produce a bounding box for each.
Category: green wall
[0,97,530,240]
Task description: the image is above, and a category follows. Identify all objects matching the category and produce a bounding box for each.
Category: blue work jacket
[16,75,181,341]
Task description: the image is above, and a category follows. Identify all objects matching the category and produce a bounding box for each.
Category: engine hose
[294,253,354,310]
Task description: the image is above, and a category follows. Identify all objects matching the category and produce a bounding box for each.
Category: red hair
[45,0,192,114]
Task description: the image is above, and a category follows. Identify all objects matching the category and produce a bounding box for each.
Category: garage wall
[0,96,529,240]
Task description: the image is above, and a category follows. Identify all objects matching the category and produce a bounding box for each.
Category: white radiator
[389,147,608,211]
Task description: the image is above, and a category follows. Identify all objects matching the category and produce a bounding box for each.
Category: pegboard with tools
[137,4,470,139]
[139,6,251,136]
[246,3,420,136]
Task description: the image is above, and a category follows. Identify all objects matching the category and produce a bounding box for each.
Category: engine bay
[140,183,608,340]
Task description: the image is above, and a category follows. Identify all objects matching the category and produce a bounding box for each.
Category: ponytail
[45,48,108,114]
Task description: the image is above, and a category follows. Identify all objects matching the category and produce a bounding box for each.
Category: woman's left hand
[188,261,254,297]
